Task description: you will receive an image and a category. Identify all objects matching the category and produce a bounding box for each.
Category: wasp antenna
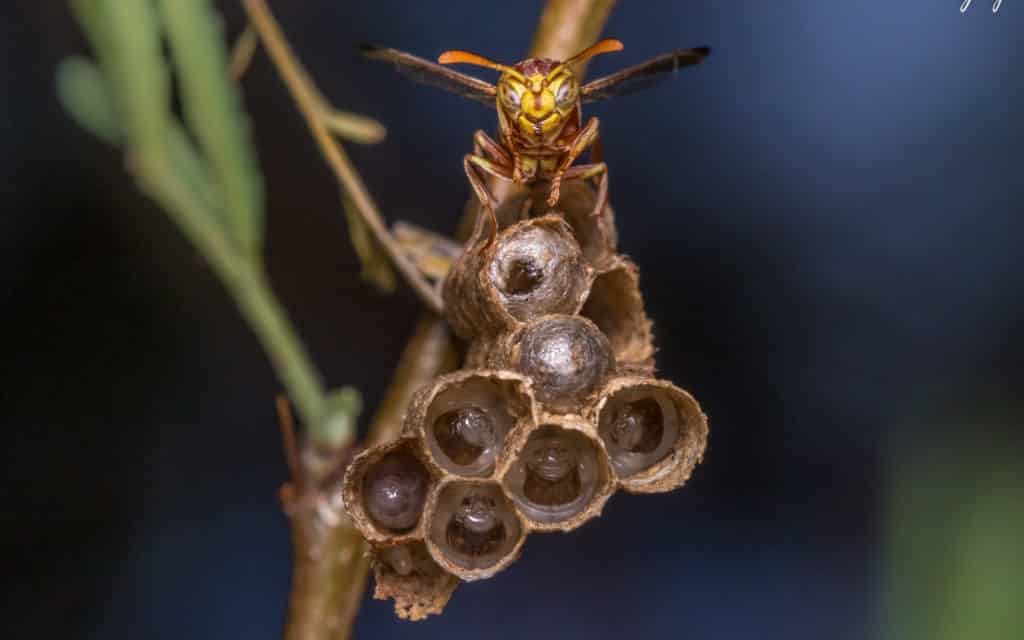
[566,39,624,65]
[438,50,512,73]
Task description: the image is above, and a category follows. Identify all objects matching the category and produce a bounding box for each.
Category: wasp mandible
[360,40,709,244]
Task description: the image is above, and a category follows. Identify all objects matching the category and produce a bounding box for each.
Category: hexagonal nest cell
[500,418,615,531]
[593,376,708,493]
[405,370,534,478]
[581,257,655,371]
[506,315,615,413]
[426,480,526,580]
[342,438,439,544]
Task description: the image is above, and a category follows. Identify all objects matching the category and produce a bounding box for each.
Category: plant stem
[242,0,444,313]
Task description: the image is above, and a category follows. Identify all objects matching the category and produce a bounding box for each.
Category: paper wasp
[360,39,709,244]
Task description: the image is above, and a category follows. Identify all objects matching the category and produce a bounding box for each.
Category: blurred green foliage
[885,435,1023,640]
[57,0,360,448]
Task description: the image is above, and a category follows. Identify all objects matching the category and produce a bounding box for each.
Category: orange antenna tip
[567,39,624,64]
[438,50,510,72]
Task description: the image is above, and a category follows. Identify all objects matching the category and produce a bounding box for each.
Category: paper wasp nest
[342,184,707,619]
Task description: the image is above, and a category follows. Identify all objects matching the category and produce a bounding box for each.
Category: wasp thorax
[598,384,681,478]
[429,482,523,573]
[488,217,589,323]
[503,425,607,526]
[421,374,524,477]
[515,316,614,413]
[363,452,430,532]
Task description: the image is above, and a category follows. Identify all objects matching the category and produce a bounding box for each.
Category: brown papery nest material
[591,376,708,493]
[499,414,616,531]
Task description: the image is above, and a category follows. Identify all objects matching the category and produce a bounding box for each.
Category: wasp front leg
[464,153,514,249]
[473,130,513,167]
[563,161,609,218]
[548,116,602,207]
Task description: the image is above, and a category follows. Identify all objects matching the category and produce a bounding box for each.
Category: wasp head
[439,39,623,144]
[496,60,579,143]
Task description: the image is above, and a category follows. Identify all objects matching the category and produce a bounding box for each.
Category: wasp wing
[357,45,496,106]
[581,47,710,103]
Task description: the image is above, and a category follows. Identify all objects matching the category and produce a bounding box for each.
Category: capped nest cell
[342,183,709,618]
[342,438,439,544]
[504,315,616,413]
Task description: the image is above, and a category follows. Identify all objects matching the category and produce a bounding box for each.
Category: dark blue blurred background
[2,2,1022,639]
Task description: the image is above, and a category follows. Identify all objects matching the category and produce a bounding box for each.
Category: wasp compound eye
[428,481,524,577]
[502,423,612,529]
[487,216,591,322]
[595,377,708,493]
[410,371,531,477]
[364,452,431,532]
[514,316,614,413]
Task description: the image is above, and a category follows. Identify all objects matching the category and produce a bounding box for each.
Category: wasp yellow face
[497,60,579,143]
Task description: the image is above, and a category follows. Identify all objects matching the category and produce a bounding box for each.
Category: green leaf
[98,0,171,161]
[317,387,363,449]
[56,56,120,144]
[158,0,265,257]
[68,0,109,60]
[885,447,1024,640]
[342,196,397,293]
[323,109,387,145]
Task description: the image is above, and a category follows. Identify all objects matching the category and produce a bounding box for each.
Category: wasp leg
[548,116,601,207]
[473,130,514,166]
[563,162,608,218]
[590,136,605,164]
[464,153,514,249]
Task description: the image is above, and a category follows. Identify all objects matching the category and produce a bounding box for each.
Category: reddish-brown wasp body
[360,40,709,244]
